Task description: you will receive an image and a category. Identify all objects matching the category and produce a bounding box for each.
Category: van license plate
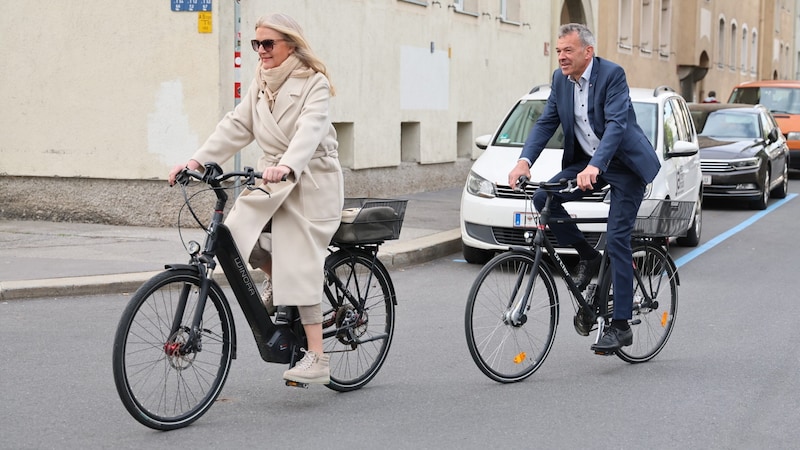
[513,212,538,228]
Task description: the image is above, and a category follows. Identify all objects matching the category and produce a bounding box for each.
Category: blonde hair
[255,13,335,96]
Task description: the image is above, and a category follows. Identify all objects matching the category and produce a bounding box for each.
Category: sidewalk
[0,188,464,300]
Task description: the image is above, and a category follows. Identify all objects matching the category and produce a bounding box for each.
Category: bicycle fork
[504,248,542,327]
[166,259,214,358]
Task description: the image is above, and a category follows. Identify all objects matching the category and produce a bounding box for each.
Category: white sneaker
[261,278,275,315]
[283,349,330,385]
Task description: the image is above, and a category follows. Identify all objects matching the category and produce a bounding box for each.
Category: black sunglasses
[250,39,285,52]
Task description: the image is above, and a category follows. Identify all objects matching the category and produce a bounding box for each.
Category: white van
[460,85,703,264]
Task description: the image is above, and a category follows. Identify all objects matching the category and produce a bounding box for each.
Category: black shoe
[572,253,602,291]
[274,306,295,325]
[591,326,633,354]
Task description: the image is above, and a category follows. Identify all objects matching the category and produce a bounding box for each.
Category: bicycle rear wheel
[322,249,395,392]
[465,251,559,383]
[112,269,234,430]
[614,244,678,363]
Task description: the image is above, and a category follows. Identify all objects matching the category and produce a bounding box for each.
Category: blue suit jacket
[520,57,660,183]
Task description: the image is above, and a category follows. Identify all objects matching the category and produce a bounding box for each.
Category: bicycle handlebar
[176,162,267,187]
[516,176,580,194]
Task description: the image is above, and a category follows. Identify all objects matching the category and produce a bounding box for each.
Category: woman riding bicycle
[168,12,343,386]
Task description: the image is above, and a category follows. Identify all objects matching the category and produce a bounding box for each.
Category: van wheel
[677,194,702,247]
[462,243,494,265]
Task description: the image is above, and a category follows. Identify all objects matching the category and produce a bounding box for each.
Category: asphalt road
[2,189,799,449]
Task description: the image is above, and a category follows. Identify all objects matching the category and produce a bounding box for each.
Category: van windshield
[493,98,656,150]
[729,87,800,114]
[493,100,564,149]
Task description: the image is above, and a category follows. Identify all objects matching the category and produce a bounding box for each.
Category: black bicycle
[465,177,683,383]
[112,163,404,430]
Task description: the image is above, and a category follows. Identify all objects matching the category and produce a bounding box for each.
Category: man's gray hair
[559,23,596,48]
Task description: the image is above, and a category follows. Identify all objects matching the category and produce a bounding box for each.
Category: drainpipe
[233,0,242,196]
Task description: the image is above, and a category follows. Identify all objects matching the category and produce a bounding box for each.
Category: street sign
[171,0,212,12]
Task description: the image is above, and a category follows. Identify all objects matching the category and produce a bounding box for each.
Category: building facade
[0,0,794,226]
[593,0,796,102]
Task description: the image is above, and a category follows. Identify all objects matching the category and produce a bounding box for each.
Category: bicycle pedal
[285,380,309,389]
[592,349,615,356]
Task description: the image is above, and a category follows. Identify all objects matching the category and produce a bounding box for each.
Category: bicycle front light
[466,171,497,198]
[187,240,201,256]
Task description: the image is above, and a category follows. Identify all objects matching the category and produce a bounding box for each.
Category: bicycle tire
[612,244,678,363]
[112,269,234,430]
[322,249,396,392]
[465,251,559,383]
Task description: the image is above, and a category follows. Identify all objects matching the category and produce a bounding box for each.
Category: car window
[674,98,696,141]
[493,100,564,148]
[699,112,759,139]
[730,87,800,114]
[662,100,678,153]
[632,102,657,147]
[759,111,772,138]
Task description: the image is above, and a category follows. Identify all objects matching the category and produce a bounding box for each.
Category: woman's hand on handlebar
[261,165,292,183]
[168,160,202,186]
[508,160,531,191]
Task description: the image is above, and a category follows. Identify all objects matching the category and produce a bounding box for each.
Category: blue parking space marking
[673,193,797,268]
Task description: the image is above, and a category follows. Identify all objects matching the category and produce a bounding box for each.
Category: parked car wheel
[676,194,702,247]
[771,160,789,199]
[462,243,494,265]
[751,169,770,210]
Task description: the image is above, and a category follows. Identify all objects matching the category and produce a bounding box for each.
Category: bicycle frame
[508,187,609,324]
[514,181,678,336]
[167,222,302,364]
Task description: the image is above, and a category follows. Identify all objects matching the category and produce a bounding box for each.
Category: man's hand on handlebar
[508,160,531,191]
[576,164,600,191]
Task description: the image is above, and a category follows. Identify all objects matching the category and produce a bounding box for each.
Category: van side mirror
[475,134,491,150]
[667,140,699,158]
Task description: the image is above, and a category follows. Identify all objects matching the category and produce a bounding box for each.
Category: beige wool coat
[191,71,344,307]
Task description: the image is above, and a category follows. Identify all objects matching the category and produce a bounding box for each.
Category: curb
[0,229,462,301]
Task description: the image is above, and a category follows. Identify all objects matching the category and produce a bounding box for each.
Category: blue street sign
[171,0,212,12]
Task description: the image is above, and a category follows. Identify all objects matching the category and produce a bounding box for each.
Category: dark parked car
[688,103,789,209]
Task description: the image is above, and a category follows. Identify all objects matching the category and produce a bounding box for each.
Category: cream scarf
[258,54,314,111]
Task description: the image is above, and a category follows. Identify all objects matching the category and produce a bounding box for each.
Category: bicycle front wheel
[112,269,234,430]
[615,244,678,363]
[322,249,395,392]
[465,251,559,383]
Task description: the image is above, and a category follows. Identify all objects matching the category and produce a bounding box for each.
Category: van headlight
[466,171,496,198]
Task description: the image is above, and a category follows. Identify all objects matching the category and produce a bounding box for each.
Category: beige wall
[0,1,231,179]
[0,0,553,181]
